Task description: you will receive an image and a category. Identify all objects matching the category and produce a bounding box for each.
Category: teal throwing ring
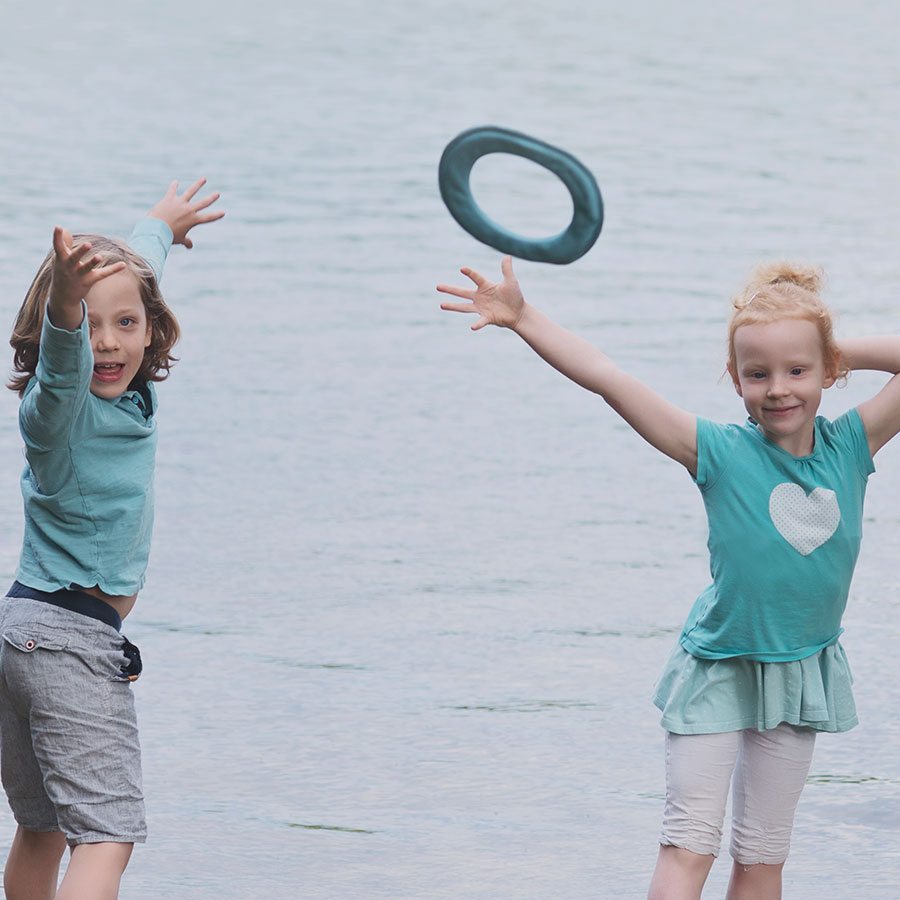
[439,125,603,265]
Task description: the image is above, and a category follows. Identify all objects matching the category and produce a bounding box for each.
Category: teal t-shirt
[680,411,874,662]
[15,218,172,596]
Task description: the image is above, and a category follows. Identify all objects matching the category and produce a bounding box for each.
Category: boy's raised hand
[48,227,126,328]
[147,178,224,248]
[438,256,525,331]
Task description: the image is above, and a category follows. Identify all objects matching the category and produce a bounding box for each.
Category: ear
[822,349,840,389]
[144,322,152,349]
[727,364,743,397]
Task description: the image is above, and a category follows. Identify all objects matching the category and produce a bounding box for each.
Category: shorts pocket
[2,628,70,653]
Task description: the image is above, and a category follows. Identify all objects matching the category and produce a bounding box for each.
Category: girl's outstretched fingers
[499,254,516,282]
[437,270,486,330]
[437,256,524,331]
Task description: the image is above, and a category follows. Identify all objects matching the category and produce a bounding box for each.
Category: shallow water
[0,0,899,896]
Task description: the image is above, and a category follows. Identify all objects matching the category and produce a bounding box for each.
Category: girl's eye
[750,372,766,380]
[791,367,804,376]
[119,317,134,327]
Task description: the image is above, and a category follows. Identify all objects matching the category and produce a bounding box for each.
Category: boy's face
[730,317,834,457]
[84,269,151,400]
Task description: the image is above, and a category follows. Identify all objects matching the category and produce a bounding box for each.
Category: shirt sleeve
[829,409,876,478]
[694,418,739,490]
[19,302,93,449]
[128,217,174,283]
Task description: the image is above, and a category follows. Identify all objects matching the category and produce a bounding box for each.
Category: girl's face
[84,269,151,400]
[730,317,835,457]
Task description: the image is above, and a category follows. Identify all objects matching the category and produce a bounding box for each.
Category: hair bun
[749,260,823,295]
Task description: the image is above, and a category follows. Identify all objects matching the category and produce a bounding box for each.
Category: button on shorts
[0,596,146,845]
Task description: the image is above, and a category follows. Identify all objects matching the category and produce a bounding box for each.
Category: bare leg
[647,845,716,900]
[54,842,133,900]
[725,860,785,900]
[4,826,67,900]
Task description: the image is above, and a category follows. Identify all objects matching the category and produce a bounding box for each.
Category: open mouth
[92,363,126,384]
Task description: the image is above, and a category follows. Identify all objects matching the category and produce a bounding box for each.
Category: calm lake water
[0,0,899,897]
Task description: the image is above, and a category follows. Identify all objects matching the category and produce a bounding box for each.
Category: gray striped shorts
[0,596,146,845]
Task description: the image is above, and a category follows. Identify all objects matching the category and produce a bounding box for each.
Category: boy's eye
[119,317,134,327]
[791,367,804,376]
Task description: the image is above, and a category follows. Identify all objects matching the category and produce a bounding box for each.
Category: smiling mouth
[92,363,126,384]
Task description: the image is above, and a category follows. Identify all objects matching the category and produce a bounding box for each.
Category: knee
[4,828,67,900]
[726,860,784,900]
[70,840,134,869]
[11,826,67,859]
[660,843,717,874]
[649,845,716,900]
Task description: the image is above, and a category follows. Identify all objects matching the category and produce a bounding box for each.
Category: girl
[437,257,900,900]
[0,179,223,900]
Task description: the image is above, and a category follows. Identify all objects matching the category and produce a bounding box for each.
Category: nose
[767,375,789,397]
[93,325,119,351]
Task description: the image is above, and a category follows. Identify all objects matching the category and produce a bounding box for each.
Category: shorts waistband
[6,581,122,632]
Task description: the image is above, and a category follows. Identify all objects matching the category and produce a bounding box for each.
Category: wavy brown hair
[9,235,180,397]
[726,260,848,385]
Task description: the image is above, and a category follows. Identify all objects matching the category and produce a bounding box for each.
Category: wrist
[46,296,85,332]
[143,216,176,243]
[510,300,533,332]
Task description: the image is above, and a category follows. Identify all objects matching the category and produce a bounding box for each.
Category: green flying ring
[438,126,603,265]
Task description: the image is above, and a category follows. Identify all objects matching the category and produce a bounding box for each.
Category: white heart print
[769,482,840,556]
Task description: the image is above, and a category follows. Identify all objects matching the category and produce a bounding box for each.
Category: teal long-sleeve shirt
[15,217,173,596]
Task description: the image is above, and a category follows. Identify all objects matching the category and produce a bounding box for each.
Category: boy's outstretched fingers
[49,226,126,321]
[180,177,207,201]
[52,227,125,280]
[53,227,94,264]
[181,178,225,216]
[148,178,225,249]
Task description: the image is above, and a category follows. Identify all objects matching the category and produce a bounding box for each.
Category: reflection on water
[0,0,899,897]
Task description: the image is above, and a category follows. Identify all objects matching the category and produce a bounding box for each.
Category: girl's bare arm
[438,257,698,475]
[840,336,900,456]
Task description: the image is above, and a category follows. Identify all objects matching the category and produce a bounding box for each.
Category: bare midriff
[79,585,138,620]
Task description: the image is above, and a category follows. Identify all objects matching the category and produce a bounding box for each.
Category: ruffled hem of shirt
[652,640,858,735]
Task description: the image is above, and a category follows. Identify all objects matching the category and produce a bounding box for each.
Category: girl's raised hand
[437,256,525,331]
[147,178,225,248]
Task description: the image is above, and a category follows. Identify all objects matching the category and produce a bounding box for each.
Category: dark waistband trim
[7,581,122,632]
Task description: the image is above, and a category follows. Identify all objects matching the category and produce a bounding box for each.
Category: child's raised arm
[146,178,224,248]
[47,227,126,332]
[438,256,698,475]
[839,336,900,456]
